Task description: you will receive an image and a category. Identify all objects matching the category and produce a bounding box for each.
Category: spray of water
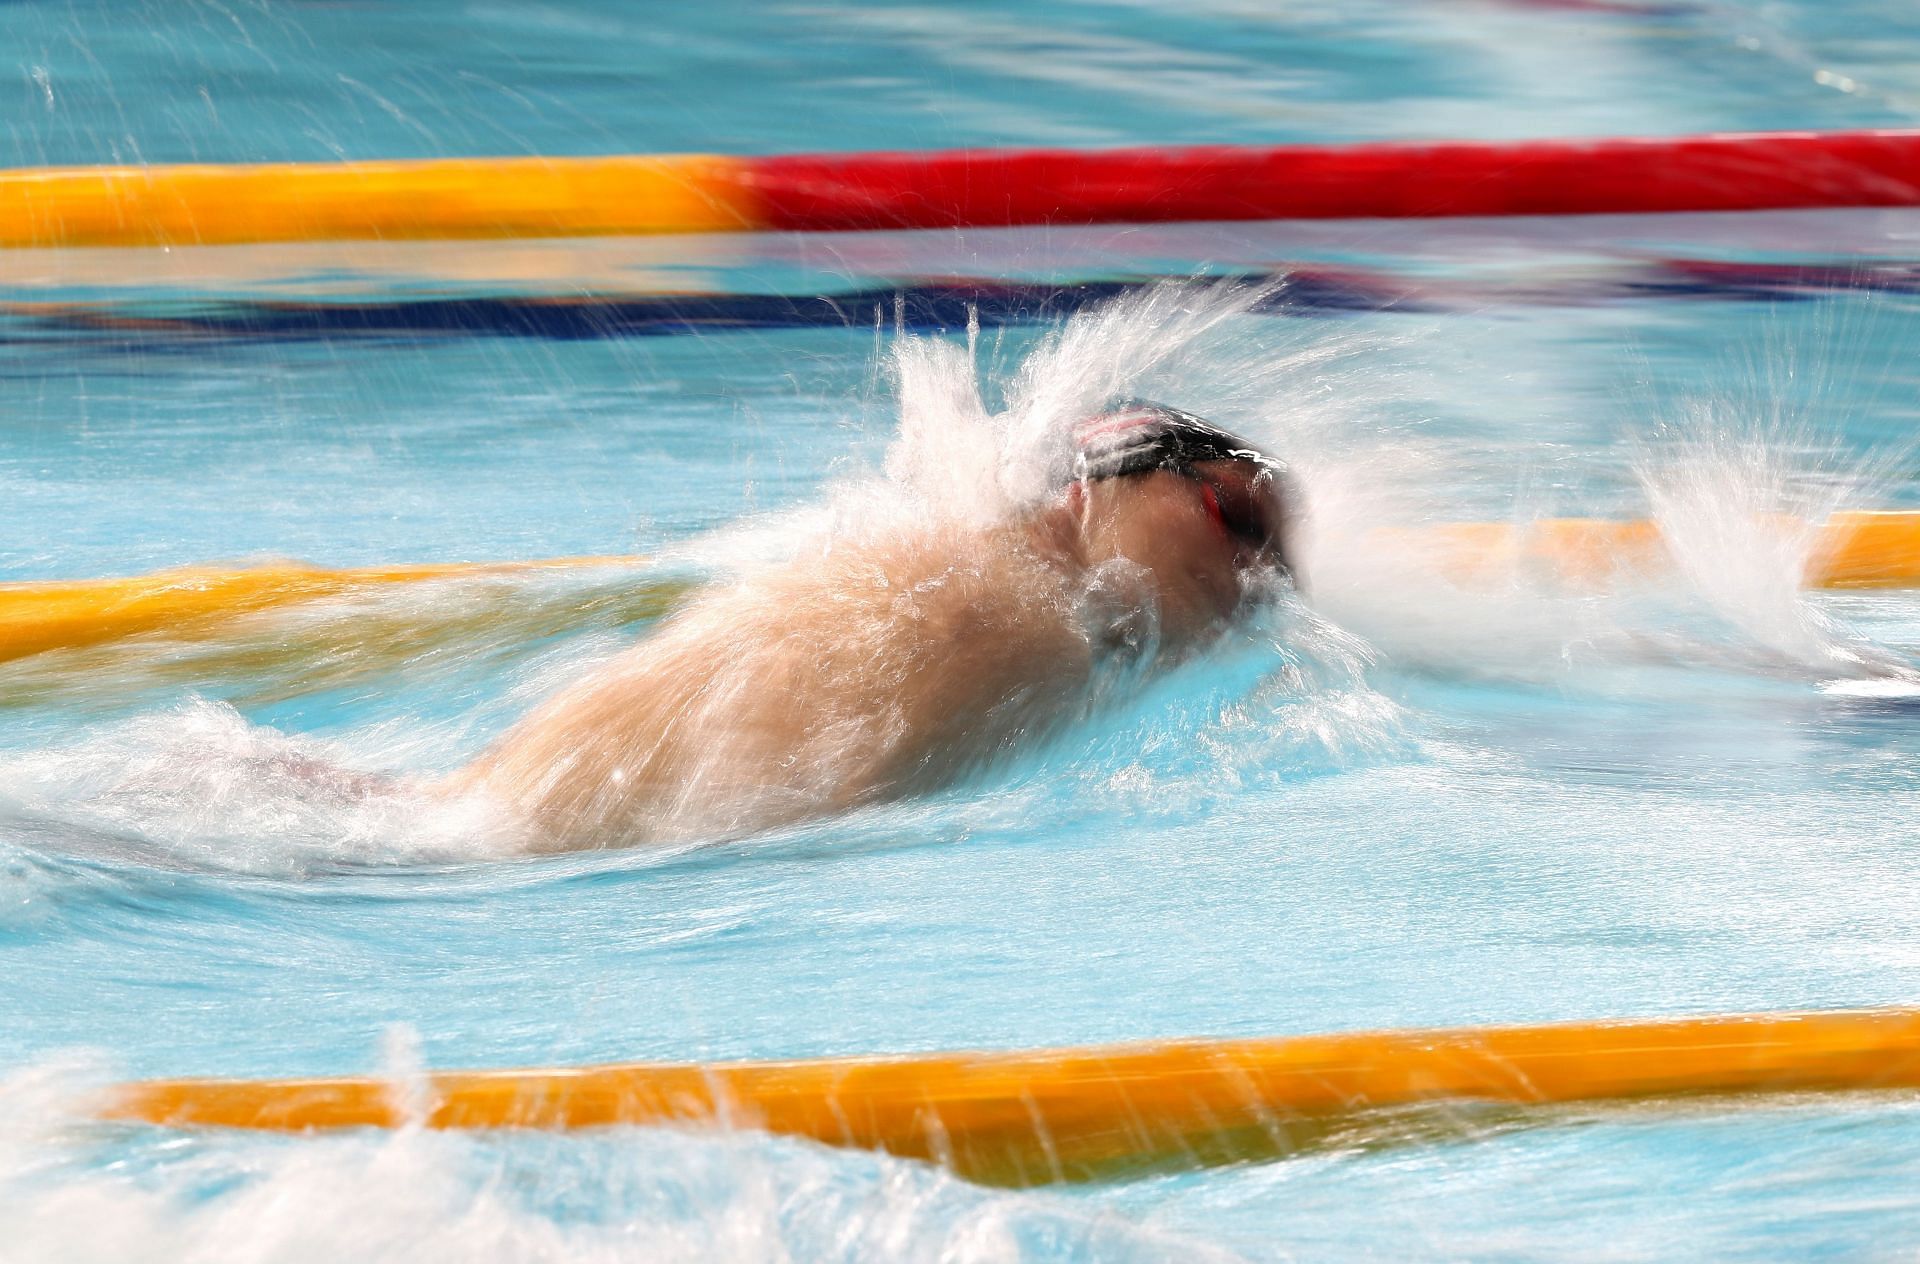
[0,699,521,875]
[1636,406,1913,680]
[0,279,1916,1263]
[0,1050,1244,1264]
[0,281,1908,874]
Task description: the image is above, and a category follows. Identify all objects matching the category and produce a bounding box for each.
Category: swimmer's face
[1070,458,1293,647]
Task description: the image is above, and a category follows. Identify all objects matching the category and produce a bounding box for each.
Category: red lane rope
[742,130,1920,229]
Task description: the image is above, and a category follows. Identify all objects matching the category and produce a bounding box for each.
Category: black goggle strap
[1070,403,1297,581]
[1071,401,1284,484]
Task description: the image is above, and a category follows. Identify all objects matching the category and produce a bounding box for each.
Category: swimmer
[443,403,1299,850]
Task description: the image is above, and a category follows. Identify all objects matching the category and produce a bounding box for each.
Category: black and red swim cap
[1071,400,1287,484]
[1070,400,1300,581]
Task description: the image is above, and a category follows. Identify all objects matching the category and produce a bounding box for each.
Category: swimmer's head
[1069,401,1296,578]
[1054,401,1301,646]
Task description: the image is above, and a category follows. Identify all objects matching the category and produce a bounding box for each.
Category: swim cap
[1070,400,1286,484]
[1070,400,1299,581]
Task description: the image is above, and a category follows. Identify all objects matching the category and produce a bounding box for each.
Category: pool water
[8,2,1920,1260]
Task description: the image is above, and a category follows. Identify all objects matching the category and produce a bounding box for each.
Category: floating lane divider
[0,514,1904,664]
[6,512,1919,667]
[0,155,756,249]
[21,259,1920,350]
[9,129,1920,247]
[1410,510,1920,589]
[102,1008,1920,1187]
[0,555,650,665]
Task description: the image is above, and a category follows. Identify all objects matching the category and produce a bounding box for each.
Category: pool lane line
[99,1007,1920,1187]
[5,511,1917,668]
[10,130,1920,248]
[0,556,653,665]
[0,272,1415,346]
[1408,511,1920,590]
[8,257,1914,349]
[6,220,1913,294]
[0,155,755,250]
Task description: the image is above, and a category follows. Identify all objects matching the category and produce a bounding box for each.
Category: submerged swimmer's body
[443,404,1299,850]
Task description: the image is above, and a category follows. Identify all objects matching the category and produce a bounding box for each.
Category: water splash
[0,699,521,876]
[2,282,1911,872]
[0,1057,1242,1264]
[1636,408,1911,680]
[1298,388,1915,688]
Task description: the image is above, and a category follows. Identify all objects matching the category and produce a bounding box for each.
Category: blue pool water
[9,2,1920,1259]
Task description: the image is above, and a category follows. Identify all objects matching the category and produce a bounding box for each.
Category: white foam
[0,699,523,875]
[0,1054,1241,1264]
[1821,677,1920,698]
[5,282,1913,872]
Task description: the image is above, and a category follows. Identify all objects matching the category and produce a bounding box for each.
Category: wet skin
[445,460,1292,851]
[1069,459,1290,640]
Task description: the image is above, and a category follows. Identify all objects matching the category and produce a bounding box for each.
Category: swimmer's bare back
[442,401,1296,852]
[441,518,1102,850]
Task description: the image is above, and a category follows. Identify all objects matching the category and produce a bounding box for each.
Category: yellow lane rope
[0,156,756,248]
[1409,511,1920,589]
[102,1008,1920,1187]
[6,512,1918,668]
[0,555,649,664]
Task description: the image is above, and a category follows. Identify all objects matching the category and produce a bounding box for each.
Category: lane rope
[5,512,1916,667]
[0,155,752,248]
[102,1008,1920,1186]
[9,129,1920,247]
[0,556,648,664]
[14,259,1920,346]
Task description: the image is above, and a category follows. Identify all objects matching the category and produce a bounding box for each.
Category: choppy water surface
[8,2,1920,1260]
